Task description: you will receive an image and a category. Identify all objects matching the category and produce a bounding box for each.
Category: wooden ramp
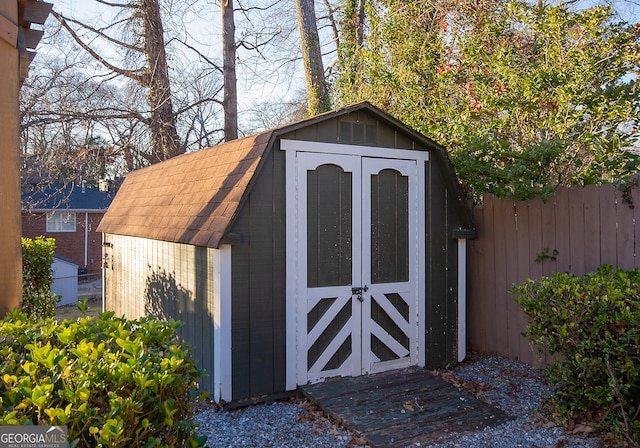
[299,367,511,447]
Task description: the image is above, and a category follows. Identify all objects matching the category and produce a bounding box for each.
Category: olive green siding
[103,234,216,392]
[306,165,353,288]
[229,149,287,400]
[424,151,468,366]
[101,105,472,403]
[278,109,427,150]
[370,169,410,284]
[227,111,465,400]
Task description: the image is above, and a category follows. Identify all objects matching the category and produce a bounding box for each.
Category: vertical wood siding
[469,182,640,366]
[103,234,216,391]
[230,149,287,400]
[424,153,465,366]
[103,111,469,401]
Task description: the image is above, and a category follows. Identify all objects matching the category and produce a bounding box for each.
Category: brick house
[22,181,113,280]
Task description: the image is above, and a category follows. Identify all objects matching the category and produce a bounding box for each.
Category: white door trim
[281,139,430,161]
[361,157,419,374]
[297,152,362,383]
[285,148,298,390]
[458,239,467,362]
[417,161,427,367]
[283,140,427,389]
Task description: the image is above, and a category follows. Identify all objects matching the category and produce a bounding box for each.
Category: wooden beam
[0,0,23,315]
[22,0,52,25]
[22,27,42,49]
[17,28,29,80]
[0,12,18,47]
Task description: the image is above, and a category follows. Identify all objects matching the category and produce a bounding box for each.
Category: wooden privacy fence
[468,180,640,366]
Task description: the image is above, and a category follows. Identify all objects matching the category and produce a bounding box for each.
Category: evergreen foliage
[336,0,640,200]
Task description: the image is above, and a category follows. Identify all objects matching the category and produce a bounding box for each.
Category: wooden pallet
[300,367,511,447]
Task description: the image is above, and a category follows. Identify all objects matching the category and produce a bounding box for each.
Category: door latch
[351,285,369,302]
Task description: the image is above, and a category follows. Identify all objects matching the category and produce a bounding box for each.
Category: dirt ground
[54,297,102,320]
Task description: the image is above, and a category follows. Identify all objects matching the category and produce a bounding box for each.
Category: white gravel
[194,354,604,448]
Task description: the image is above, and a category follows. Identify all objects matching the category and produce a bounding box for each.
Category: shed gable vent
[339,121,377,145]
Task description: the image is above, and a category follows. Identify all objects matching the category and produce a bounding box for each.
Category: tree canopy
[21,0,640,200]
[336,0,640,200]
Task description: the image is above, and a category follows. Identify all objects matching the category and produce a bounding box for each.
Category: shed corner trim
[213,245,232,402]
[457,239,467,363]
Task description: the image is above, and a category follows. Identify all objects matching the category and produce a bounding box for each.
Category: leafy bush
[510,265,640,446]
[0,310,207,447]
[22,236,59,318]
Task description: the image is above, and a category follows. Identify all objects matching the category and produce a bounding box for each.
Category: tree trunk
[338,0,367,91]
[0,1,23,317]
[141,0,183,162]
[350,0,366,46]
[221,0,238,141]
[295,0,331,116]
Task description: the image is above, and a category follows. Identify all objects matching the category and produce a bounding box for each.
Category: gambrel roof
[97,131,273,248]
[98,102,476,248]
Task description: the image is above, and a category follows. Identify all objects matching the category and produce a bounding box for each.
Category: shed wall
[287,113,466,367]
[103,234,216,391]
[227,113,464,400]
[279,109,427,151]
[424,152,464,365]
[281,116,464,367]
[229,149,288,400]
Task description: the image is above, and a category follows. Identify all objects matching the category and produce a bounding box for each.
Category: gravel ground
[194,354,605,448]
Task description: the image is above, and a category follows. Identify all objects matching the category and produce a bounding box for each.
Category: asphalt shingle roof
[96,130,273,249]
[22,183,113,211]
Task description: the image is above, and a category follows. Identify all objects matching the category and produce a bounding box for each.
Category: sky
[48,0,309,113]
[47,0,640,95]
[37,0,640,135]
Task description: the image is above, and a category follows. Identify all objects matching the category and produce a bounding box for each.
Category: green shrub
[0,310,207,447]
[510,265,640,446]
[22,236,59,318]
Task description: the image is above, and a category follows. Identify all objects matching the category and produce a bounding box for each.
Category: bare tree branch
[173,94,223,116]
[168,37,223,73]
[95,0,138,8]
[60,14,144,53]
[52,10,147,83]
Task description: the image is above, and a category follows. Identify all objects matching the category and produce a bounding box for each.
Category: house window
[46,211,76,232]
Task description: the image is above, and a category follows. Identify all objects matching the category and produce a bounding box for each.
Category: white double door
[295,151,425,384]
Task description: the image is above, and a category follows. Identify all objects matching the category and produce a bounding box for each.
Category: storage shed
[52,255,78,306]
[97,102,476,403]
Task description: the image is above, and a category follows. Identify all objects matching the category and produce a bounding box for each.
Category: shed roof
[98,102,476,248]
[97,130,272,248]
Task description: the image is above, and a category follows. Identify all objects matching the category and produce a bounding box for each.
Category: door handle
[352,285,368,302]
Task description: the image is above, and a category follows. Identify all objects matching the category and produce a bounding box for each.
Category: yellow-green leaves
[22,237,58,319]
[336,0,640,202]
[0,310,206,447]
